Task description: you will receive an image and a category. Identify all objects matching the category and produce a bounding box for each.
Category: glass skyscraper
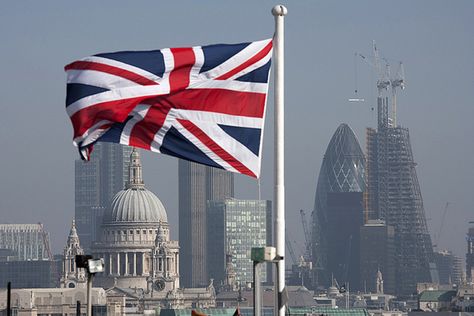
[312,123,366,288]
[207,199,272,285]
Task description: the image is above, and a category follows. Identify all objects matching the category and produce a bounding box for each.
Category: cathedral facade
[92,148,180,292]
[60,148,215,309]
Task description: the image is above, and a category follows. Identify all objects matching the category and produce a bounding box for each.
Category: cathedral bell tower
[61,220,86,288]
[148,220,180,294]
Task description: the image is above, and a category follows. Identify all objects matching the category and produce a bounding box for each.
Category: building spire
[67,219,80,246]
[127,148,144,189]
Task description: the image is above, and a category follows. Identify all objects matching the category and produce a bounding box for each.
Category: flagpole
[272,5,287,316]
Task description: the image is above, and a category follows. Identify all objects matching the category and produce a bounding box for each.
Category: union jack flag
[65,39,272,178]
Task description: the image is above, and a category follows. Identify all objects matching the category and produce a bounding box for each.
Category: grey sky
[0,1,472,259]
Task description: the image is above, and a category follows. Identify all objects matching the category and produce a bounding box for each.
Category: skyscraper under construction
[365,44,435,295]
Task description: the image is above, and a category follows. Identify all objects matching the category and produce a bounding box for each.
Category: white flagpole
[272,5,287,316]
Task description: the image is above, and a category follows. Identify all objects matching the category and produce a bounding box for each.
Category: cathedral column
[117,253,120,275]
[109,254,112,275]
[133,252,137,276]
[142,252,146,276]
[176,253,179,276]
[124,252,129,275]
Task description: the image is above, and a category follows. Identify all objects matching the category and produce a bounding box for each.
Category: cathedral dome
[104,148,167,223]
[107,187,167,223]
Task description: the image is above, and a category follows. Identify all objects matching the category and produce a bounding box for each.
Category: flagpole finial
[272,5,288,16]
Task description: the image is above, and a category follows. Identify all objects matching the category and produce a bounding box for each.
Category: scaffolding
[365,96,434,295]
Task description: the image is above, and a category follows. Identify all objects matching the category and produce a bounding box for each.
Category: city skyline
[0,1,473,260]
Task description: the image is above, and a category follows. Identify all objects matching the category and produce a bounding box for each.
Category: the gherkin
[312,123,366,288]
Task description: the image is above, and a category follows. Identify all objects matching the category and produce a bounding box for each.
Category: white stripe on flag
[199,39,271,80]
[120,104,152,146]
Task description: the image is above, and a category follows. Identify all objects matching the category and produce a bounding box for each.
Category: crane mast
[358,42,406,128]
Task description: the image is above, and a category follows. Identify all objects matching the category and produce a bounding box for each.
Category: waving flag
[65,39,272,178]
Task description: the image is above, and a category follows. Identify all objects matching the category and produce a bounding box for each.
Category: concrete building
[0,287,107,315]
[207,199,272,286]
[359,220,396,294]
[179,160,234,287]
[312,123,366,288]
[75,142,132,251]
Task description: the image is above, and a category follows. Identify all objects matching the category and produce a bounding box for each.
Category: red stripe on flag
[163,89,266,117]
[129,99,171,150]
[65,61,158,86]
[169,48,195,92]
[177,119,256,178]
[70,96,153,138]
[215,41,273,80]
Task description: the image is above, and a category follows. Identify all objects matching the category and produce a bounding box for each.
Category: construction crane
[372,41,391,96]
[349,53,365,102]
[299,209,312,260]
[434,202,450,249]
[357,41,406,126]
[286,233,298,266]
[390,61,406,127]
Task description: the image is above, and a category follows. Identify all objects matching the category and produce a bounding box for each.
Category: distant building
[434,250,463,286]
[0,260,55,289]
[207,199,272,286]
[326,191,363,291]
[417,290,457,312]
[0,224,56,288]
[75,142,132,251]
[359,220,396,294]
[0,287,107,315]
[467,225,474,283]
[179,160,234,287]
[312,123,366,288]
[0,224,51,261]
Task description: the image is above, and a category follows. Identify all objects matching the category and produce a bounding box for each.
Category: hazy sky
[0,1,472,260]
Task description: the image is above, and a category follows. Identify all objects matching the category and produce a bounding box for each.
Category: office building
[312,123,366,288]
[467,225,474,283]
[0,224,51,261]
[359,220,396,294]
[179,160,234,287]
[75,142,132,250]
[434,250,463,286]
[207,199,272,286]
[0,260,56,289]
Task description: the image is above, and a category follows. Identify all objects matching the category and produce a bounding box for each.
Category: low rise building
[0,287,106,315]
